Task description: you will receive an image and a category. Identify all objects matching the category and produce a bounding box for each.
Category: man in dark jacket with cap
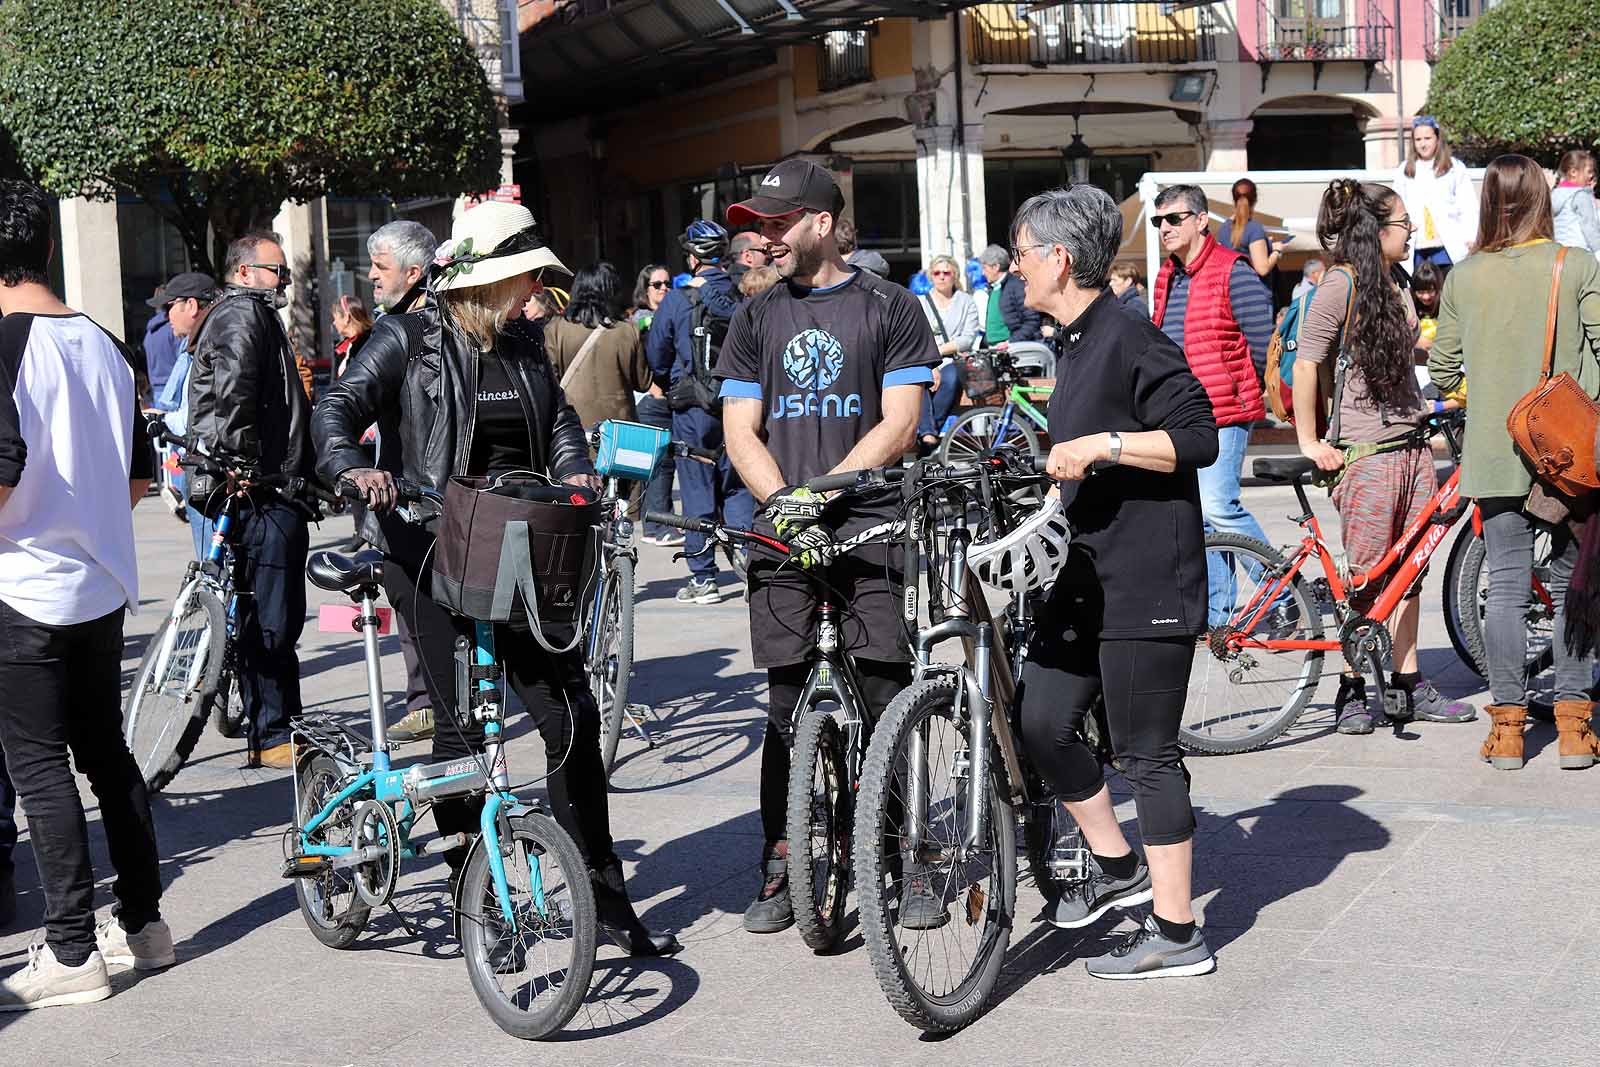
[185,231,315,768]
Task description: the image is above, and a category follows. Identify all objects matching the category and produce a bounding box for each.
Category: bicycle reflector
[966,496,1070,593]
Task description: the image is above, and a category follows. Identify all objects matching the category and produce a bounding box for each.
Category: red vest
[1152,236,1265,428]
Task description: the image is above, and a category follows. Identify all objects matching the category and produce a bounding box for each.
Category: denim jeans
[1200,424,1271,627]
[234,500,308,747]
[1480,499,1591,705]
[917,365,961,439]
[635,395,677,536]
[671,407,754,581]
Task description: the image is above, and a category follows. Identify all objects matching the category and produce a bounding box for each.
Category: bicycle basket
[430,475,600,647]
[593,419,668,481]
[962,351,1001,401]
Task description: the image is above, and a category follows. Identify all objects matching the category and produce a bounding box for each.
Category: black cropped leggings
[1018,631,1196,846]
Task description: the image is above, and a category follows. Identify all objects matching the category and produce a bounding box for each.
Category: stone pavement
[4,478,1600,1067]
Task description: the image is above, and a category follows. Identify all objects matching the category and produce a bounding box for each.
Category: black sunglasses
[647,280,670,290]
[1150,211,1198,229]
[250,263,292,283]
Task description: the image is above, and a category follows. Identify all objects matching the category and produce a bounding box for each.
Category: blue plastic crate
[593,419,669,481]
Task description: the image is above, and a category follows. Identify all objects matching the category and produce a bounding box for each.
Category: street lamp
[1062,113,1093,186]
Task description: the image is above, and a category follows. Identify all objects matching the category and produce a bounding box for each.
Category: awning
[521,1,988,105]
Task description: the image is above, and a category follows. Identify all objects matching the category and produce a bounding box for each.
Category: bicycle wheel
[1186,533,1324,755]
[786,710,851,952]
[459,811,597,1041]
[938,406,1040,464]
[854,675,1016,1033]
[591,556,636,777]
[293,754,371,949]
[206,662,247,740]
[1450,528,1555,682]
[123,589,226,793]
[1440,524,1478,672]
[723,542,749,584]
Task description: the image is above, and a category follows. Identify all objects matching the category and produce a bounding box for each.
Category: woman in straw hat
[314,202,681,956]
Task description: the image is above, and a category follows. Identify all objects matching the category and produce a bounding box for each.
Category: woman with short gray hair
[1010,184,1221,980]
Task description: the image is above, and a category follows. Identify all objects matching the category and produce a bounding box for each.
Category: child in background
[1552,149,1600,254]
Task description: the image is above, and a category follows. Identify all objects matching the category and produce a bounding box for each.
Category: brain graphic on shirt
[782,329,846,392]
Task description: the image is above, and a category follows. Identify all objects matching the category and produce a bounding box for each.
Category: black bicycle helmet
[680,219,730,264]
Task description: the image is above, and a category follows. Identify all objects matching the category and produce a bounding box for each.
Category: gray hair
[979,243,1010,269]
[1008,185,1123,291]
[367,220,438,272]
[1154,184,1208,218]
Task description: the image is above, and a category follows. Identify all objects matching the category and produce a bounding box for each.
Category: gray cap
[151,271,220,308]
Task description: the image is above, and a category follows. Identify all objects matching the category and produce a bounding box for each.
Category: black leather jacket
[312,305,592,552]
[185,286,314,509]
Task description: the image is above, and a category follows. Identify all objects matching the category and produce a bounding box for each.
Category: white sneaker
[0,942,112,1010]
[96,916,176,971]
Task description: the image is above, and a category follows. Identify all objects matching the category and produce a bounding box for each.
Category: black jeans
[235,500,309,747]
[1019,630,1197,846]
[0,601,162,964]
[0,739,15,885]
[759,659,910,845]
[382,554,616,873]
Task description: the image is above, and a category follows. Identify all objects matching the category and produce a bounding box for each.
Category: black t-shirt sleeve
[0,314,31,487]
[880,285,940,382]
[1129,327,1218,471]
[717,299,762,398]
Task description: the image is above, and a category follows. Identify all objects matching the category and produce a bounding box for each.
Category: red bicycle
[1185,411,1554,754]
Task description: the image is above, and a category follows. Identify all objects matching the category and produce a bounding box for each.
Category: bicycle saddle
[307,549,385,593]
[1251,456,1318,483]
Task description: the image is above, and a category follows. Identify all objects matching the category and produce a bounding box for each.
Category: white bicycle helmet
[967,496,1071,592]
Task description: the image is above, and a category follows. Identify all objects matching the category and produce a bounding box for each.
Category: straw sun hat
[431,201,571,292]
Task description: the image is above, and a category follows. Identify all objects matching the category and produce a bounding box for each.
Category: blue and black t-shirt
[717,270,938,531]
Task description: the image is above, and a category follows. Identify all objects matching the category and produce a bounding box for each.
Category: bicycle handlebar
[805,452,1052,494]
[643,511,791,555]
[146,416,340,508]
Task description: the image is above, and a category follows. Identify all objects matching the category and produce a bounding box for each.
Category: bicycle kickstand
[623,704,660,748]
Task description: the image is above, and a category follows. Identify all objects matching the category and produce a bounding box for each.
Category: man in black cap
[718,159,940,933]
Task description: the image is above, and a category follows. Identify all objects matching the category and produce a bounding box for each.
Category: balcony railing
[818,28,872,93]
[969,3,1218,67]
[1424,0,1499,62]
[1255,0,1390,89]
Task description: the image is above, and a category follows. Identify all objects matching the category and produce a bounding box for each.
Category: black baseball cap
[151,271,219,308]
[727,159,845,228]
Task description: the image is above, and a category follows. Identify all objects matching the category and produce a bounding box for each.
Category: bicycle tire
[1450,529,1555,682]
[206,664,247,740]
[123,589,226,793]
[723,542,749,584]
[460,811,597,1041]
[786,710,851,952]
[937,406,1040,465]
[592,556,636,778]
[1440,524,1477,672]
[853,675,1016,1033]
[293,754,371,949]
[1186,533,1324,755]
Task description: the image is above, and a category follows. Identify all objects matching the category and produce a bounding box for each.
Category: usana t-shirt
[717,270,938,532]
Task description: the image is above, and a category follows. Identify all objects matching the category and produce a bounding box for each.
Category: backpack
[667,286,731,415]
[1262,265,1356,437]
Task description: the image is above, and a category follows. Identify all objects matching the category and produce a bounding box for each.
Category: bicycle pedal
[1382,686,1415,724]
[950,749,971,781]
[1048,847,1091,883]
[281,855,331,879]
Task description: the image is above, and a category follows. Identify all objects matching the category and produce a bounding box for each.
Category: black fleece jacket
[1044,289,1219,639]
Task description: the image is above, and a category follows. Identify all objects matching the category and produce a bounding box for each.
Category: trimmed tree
[1424,0,1600,166]
[0,0,503,274]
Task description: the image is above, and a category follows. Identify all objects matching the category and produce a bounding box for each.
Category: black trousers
[1018,630,1197,846]
[382,555,615,873]
[759,659,910,845]
[0,601,162,964]
[235,500,309,747]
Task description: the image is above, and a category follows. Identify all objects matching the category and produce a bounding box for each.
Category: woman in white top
[916,254,980,452]
[1393,116,1478,277]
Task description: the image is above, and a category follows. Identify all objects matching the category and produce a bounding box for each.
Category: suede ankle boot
[1554,700,1600,770]
[1480,704,1526,770]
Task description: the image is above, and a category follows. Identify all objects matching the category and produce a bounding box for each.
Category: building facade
[517,0,1501,279]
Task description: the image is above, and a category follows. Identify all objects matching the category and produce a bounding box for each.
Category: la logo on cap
[761,173,783,188]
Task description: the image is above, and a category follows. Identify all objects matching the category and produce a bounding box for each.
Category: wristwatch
[1107,431,1122,465]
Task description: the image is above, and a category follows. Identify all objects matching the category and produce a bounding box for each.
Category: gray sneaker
[1085,913,1216,981]
[96,916,175,971]
[1409,682,1477,723]
[676,578,721,605]
[389,707,435,743]
[1047,853,1153,929]
[897,868,951,931]
[0,942,111,1010]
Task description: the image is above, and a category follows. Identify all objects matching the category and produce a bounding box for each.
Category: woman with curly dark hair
[1293,178,1474,733]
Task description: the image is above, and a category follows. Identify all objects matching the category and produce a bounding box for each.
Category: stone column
[57,197,126,340]
[1363,117,1403,172]
[1203,118,1253,172]
[272,198,333,368]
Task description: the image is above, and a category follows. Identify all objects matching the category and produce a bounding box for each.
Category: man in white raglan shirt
[0,180,173,1010]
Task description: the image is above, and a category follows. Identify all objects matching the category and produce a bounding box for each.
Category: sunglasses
[930,270,954,277]
[648,280,670,289]
[1150,211,1198,229]
[250,263,292,283]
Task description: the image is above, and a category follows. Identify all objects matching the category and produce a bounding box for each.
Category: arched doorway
[1248,95,1370,170]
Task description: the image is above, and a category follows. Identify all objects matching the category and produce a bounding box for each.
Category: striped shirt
[1158,260,1276,381]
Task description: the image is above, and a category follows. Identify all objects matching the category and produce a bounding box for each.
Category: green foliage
[0,0,503,271]
[1424,0,1600,166]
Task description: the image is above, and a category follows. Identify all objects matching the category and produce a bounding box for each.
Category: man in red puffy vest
[1150,184,1276,628]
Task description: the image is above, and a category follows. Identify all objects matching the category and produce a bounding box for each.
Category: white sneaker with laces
[0,942,112,1010]
[96,916,176,971]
